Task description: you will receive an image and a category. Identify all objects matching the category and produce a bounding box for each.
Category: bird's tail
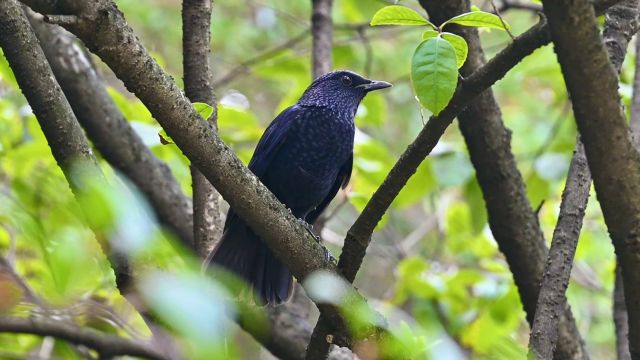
[204,214,293,305]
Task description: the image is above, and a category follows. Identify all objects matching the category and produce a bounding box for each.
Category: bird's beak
[356,80,392,92]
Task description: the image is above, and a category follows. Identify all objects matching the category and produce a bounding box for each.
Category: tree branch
[23,6,339,360]
[541,0,640,357]
[529,1,639,358]
[305,0,619,357]
[311,0,333,78]
[21,0,388,348]
[0,316,166,360]
[420,1,588,358]
[335,0,619,292]
[615,22,640,360]
[182,0,222,258]
[528,139,591,359]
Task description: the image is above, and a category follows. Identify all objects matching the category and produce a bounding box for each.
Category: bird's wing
[306,153,353,223]
[248,105,300,178]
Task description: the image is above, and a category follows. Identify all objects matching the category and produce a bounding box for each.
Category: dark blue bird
[205,70,391,305]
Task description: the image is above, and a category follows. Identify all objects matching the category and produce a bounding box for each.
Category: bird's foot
[298,219,334,263]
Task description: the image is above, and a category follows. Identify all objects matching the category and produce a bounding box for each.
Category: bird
[204,70,391,305]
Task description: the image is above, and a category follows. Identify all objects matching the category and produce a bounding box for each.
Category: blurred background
[0,0,631,358]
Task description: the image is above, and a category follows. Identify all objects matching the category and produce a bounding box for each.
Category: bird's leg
[298,219,334,263]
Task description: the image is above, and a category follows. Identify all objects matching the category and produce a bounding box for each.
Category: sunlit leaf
[442,32,468,69]
[411,37,458,115]
[370,5,436,28]
[442,11,511,31]
[193,102,214,120]
[421,29,439,41]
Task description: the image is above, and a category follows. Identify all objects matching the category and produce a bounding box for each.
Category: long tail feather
[205,214,293,305]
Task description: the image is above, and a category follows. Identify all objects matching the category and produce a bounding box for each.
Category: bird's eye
[341,75,352,86]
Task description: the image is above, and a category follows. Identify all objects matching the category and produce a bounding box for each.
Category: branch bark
[0,316,166,360]
[529,1,639,358]
[23,5,338,360]
[21,0,388,348]
[616,26,640,360]
[311,0,333,78]
[541,0,640,357]
[528,139,591,359]
[182,0,222,258]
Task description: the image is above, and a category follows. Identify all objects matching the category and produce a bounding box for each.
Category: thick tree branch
[23,7,337,360]
[311,0,333,78]
[529,1,639,358]
[0,316,166,360]
[21,0,388,348]
[541,0,640,357]
[0,0,133,292]
[25,13,196,252]
[617,28,640,360]
[182,0,222,258]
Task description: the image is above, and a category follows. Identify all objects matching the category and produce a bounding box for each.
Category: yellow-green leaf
[442,11,510,31]
[193,102,214,120]
[442,32,468,69]
[371,5,436,28]
[421,29,439,41]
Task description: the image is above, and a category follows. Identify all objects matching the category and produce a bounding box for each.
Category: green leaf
[370,5,436,28]
[442,32,468,69]
[442,11,511,31]
[411,37,458,115]
[421,29,439,41]
[193,102,214,120]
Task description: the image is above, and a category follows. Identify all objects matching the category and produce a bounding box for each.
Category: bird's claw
[298,219,334,263]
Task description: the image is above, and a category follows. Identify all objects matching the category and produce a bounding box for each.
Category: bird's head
[298,70,392,116]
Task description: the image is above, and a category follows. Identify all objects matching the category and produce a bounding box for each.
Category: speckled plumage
[205,70,391,305]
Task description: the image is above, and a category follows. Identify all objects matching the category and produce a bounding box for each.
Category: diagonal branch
[0,316,166,360]
[21,0,388,348]
[335,0,623,290]
[25,6,334,360]
[307,0,621,356]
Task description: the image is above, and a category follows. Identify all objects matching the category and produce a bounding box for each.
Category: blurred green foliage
[0,0,627,359]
